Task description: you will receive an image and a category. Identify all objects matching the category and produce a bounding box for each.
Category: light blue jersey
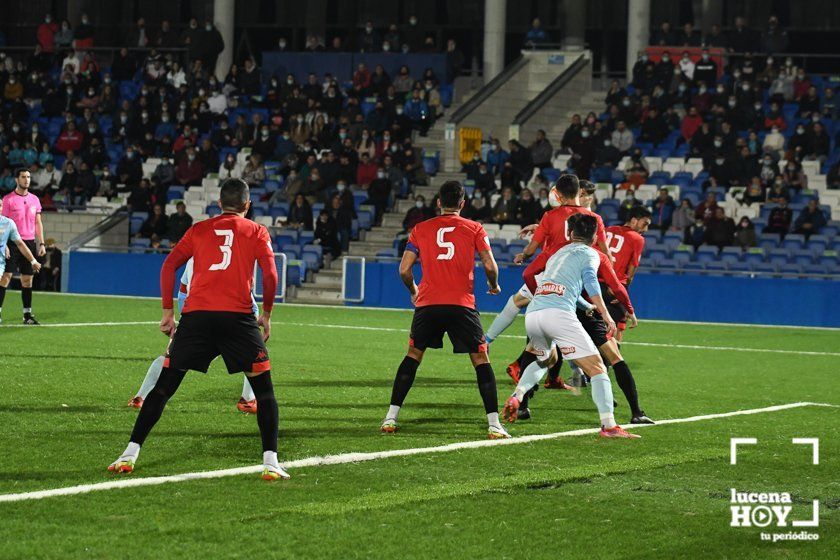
[527,243,602,314]
[0,216,22,274]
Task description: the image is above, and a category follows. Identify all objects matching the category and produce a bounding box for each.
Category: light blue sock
[486,295,522,343]
[241,376,256,401]
[136,356,165,399]
[590,373,617,428]
[514,361,547,400]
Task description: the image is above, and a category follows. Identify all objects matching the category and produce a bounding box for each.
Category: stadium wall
[66,252,840,328]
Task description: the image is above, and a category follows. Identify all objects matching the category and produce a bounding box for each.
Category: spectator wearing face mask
[492,187,518,225]
[740,177,765,206]
[762,126,785,157]
[649,188,676,230]
[474,162,496,196]
[734,217,756,248]
[174,147,204,186]
[315,210,341,258]
[765,179,789,204]
[367,167,392,225]
[781,161,807,192]
[403,195,432,231]
[461,192,491,223]
[328,194,355,253]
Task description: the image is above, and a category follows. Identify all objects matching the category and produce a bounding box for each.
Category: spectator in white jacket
[611,120,635,155]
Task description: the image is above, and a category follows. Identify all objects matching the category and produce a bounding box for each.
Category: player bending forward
[502,214,640,439]
[380,181,510,439]
[128,258,259,413]
[109,179,290,480]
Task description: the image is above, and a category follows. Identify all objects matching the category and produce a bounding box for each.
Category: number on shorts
[436,227,456,260]
[210,229,234,270]
[605,232,624,256]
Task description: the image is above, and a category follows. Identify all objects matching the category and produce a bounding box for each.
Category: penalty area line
[0,401,834,503]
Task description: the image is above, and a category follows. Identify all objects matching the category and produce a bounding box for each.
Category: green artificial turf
[0,292,836,559]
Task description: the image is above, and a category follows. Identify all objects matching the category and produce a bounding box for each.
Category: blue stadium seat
[299,231,315,246]
[286,261,303,286]
[807,234,830,254]
[803,264,828,275]
[779,263,802,275]
[167,186,185,201]
[357,210,373,230]
[729,262,751,273]
[279,245,301,259]
[302,252,321,271]
[792,250,814,265]
[743,248,765,264]
[751,262,778,274]
[768,248,791,265]
[705,262,728,274]
[719,247,743,263]
[782,233,806,250]
[758,233,780,251]
[684,262,705,272]
[695,245,718,263]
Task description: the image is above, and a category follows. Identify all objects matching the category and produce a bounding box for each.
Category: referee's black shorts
[164,311,270,374]
[409,305,487,354]
[576,308,610,348]
[5,240,37,275]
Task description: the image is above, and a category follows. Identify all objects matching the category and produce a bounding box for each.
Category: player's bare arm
[478,249,500,294]
[258,311,272,341]
[514,238,539,265]
[35,213,45,257]
[14,238,41,273]
[518,224,538,238]
[398,249,419,304]
[160,308,175,336]
[626,263,638,285]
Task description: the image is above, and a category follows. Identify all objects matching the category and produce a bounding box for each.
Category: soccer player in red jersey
[604,206,651,340]
[108,179,290,481]
[380,181,510,439]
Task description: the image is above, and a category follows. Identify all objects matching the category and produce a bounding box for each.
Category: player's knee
[406,347,424,362]
[469,352,489,367]
[246,371,276,402]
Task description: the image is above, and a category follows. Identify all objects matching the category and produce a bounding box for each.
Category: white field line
[0,401,834,504]
[31,291,840,331]
[3,319,838,357]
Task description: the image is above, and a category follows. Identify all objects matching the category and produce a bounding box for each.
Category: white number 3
[436,227,456,260]
[210,229,234,270]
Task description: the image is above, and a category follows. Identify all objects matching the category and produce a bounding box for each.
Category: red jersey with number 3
[605,225,645,285]
[406,214,490,309]
[160,213,277,313]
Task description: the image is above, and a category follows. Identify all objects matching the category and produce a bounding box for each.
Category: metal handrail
[448,55,528,125]
[512,54,589,125]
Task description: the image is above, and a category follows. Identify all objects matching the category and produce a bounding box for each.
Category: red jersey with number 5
[605,225,645,285]
[406,214,490,308]
[160,213,278,313]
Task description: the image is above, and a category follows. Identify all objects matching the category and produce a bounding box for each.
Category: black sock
[547,360,563,382]
[129,367,187,445]
[612,361,642,417]
[389,356,420,407]
[247,371,279,453]
[519,350,537,370]
[0,285,6,309]
[474,363,499,414]
[22,287,32,314]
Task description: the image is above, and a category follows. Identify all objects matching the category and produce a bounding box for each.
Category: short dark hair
[439,181,465,209]
[14,167,31,178]
[568,213,597,243]
[579,179,596,195]
[219,178,250,211]
[553,174,580,199]
[627,206,652,222]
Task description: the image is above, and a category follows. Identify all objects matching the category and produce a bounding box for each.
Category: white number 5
[210,229,234,270]
[436,227,456,260]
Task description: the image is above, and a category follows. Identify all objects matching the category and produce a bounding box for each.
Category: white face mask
[337,184,346,191]
[415,201,424,209]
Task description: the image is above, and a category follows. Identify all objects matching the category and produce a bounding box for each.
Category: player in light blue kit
[127,258,259,413]
[502,214,640,438]
[0,199,42,325]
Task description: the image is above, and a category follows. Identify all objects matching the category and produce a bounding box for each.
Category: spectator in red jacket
[173,125,198,154]
[175,147,205,185]
[55,122,84,154]
[763,102,787,131]
[355,152,378,187]
[37,15,59,53]
[680,106,702,142]
[694,191,719,223]
[793,68,812,101]
[352,63,372,96]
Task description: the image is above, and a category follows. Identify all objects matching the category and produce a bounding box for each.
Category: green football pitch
[0,292,837,559]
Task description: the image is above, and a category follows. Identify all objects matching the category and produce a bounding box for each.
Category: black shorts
[164,311,270,374]
[576,308,610,348]
[409,305,487,354]
[5,240,37,275]
[600,281,628,330]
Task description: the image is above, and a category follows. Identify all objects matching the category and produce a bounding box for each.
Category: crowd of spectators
[0,13,460,259]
